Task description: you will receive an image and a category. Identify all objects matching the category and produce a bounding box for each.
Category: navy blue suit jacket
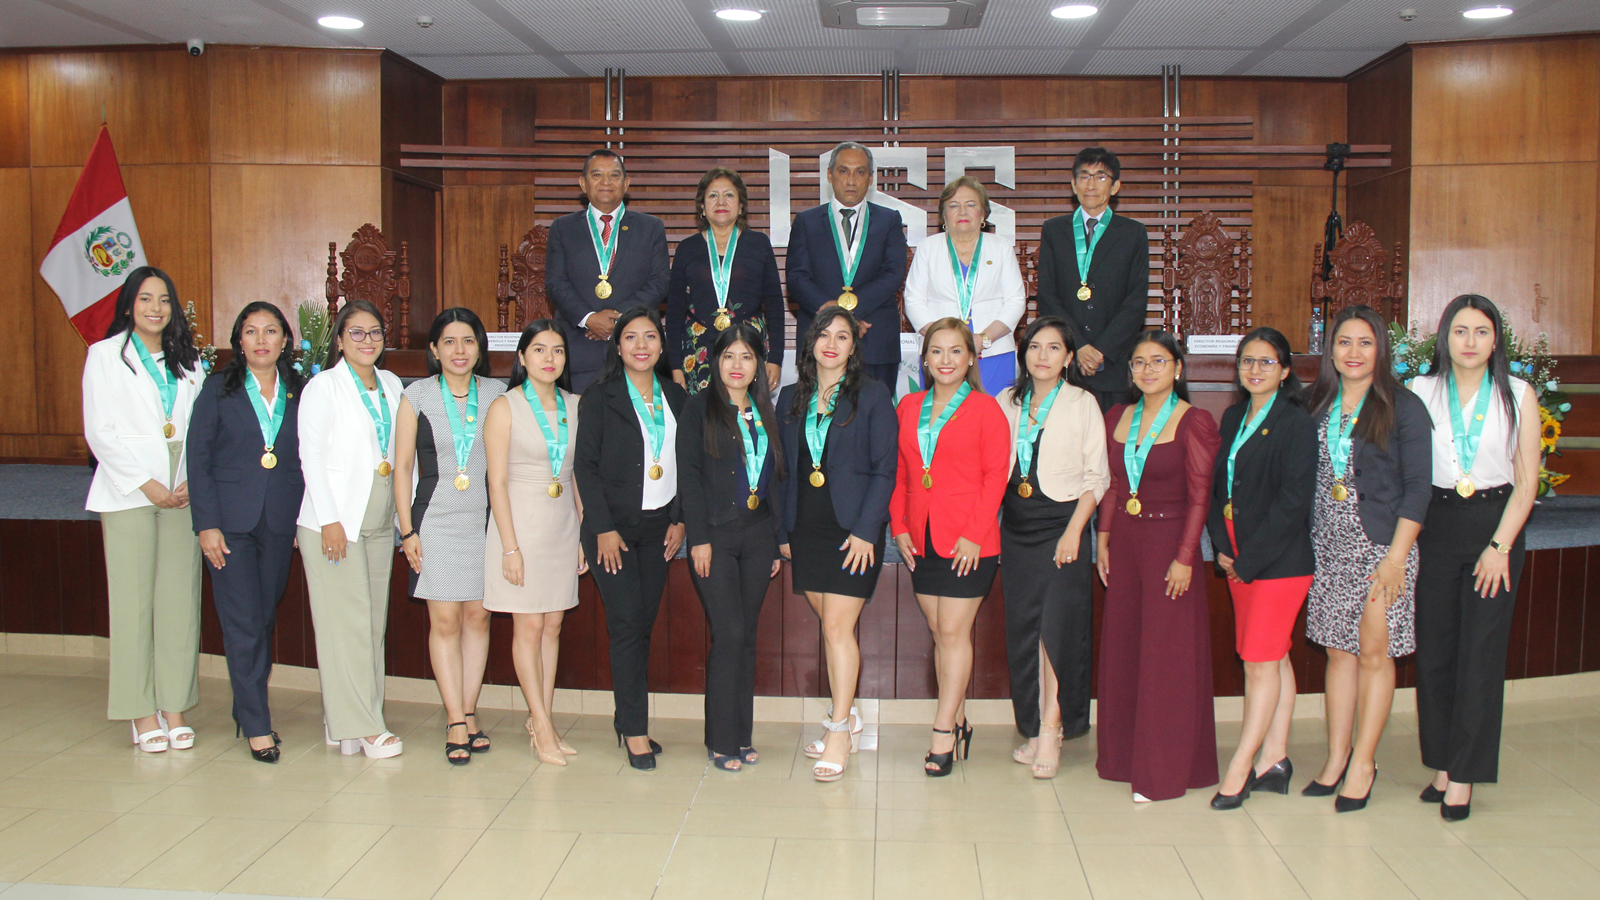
[785,202,908,365]
[772,378,897,546]
[186,370,305,536]
[545,207,671,390]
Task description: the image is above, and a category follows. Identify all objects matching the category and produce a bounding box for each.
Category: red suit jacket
[889,387,1010,558]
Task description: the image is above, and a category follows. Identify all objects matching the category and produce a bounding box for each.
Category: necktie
[600,213,613,244]
[840,208,856,247]
[1084,216,1098,245]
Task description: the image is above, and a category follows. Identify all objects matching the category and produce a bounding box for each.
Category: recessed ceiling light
[715,8,762,21]
[317,15,364,29]
[1462,6,1512,18]
[1051,4,1098,18]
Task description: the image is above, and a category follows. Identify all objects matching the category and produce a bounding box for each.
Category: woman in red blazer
[891,317,1010,777]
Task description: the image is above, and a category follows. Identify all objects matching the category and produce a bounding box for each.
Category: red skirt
[1224,519,1312,663]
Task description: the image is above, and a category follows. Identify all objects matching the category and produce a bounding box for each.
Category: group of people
[80,142,1538,821]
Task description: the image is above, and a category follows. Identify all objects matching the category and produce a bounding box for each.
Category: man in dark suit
[786,142,909,389]
[545,149,670,392]
[1037,147,1151,410]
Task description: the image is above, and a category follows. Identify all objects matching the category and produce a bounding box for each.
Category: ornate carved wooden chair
[1310,220,1406,324]
[325,224,411,349]
[1160,211,1252,337]
[1014,240,1039,344]
[497,225,552,332]
[895,245,916,333]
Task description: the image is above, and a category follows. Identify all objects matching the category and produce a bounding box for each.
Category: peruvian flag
[39,127,146,345]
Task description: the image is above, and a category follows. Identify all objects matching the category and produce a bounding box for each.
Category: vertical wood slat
[1554,546,1588,676]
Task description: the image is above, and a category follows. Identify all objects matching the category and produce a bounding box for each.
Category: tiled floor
[2,653,1599,900]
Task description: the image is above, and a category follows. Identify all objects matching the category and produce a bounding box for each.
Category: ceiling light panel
[1462,6,1513,19]
[715,9,764,21]
[317,15,364,29]
[1106,0,1322,47]
[819,0,987,31]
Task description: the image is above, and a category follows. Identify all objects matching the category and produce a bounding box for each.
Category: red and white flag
[39,127,146,345]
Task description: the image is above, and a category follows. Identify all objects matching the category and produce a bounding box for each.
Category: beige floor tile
[29,812,207,886]
[122,816,297,892]
[975,840,1092,899]
[0,805,30,830]
[1475,846,1600,900]
[489,798,688,834]
[1444,813,1600,846]
[1569,845,1600,870]
[876,806,1073,844]
[433,828,578,900]
[874,841,982,900]
[306,792,507,828]
[0,751,48,778]
[1177,846,1309,899]
[681,803,877,841]
[540,832,675,900]
[1249,812,1465,846]
[655,834,774,900]
[18,754,206,785]
[878,779,1063,813]
[1077,845,1202,899]
[693,776,878,811]
[175,758,365,793]
[0,775,166,813]
[326,824,483,900]
[514,772,704,806]
[221,820,390,896]
[0,808,118,881]
[129,784,333,822]
[1373,846,1522,900]
[338,764,531,800]
[1274,846,1415,900]
[763,838,875,900]
[1066,811,1270,845]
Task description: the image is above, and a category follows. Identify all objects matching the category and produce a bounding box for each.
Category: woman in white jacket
[82,267,205,752]
[297,299,406,759]
[903,175,1027,395]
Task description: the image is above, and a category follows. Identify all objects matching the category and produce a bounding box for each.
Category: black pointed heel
[925,727,956,777]
[956,720,974,761]
[1441,801,1471,821]
[1419,783,1446,803]
[1210,781,1251,810]
[1334,766,1376,813]
[617,727,656,771]
[445,722,472,766]
[1251,758,1293,795]
[1301,752,1351,797]
[249,731,281,764]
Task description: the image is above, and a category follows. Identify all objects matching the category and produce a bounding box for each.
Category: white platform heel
[324,722,360,755]
[131,720,168,753]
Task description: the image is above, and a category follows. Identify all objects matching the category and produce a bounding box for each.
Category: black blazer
[665,230,786,368]
[676,391,782,547]
[1206,396,1317,583]
[545,207,671,388]
[186,371,304,536]
[773,378,897,545]
[574,375,688,536]
[785,202,909,366]
[1331,386,1434,546]
[1036,211,1151,393]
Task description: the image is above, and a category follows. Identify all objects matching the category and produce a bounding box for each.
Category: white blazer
[296,362,404,540]
[903,232,1027,359]
[82,335,204,513]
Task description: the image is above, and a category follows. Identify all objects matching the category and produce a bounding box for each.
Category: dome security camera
[1399,9,1418,20]
[416,16,433,27]
[187,38,205,56]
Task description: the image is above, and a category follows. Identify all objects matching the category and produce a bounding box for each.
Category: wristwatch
[1491,539,1513,555]
[981,334,994,350]
[400,529,418,541]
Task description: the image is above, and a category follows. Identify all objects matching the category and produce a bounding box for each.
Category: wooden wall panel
[0,168,36,435]
[1347,51,1412,186]
[441,184,538,326]
[1348,168,1410,289]
[28,50,209,166]
[1252,184,1345,351]
[207,47,381,166]
[382,172,441,347]
[1409,162,1595,352]
[124,165,212,344]
[209,164,382,339]
[0,56,29,168]
[380,53,443,183]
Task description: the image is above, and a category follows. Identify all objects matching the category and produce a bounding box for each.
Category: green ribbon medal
[586,203,625,299]
[947,232,983,324]
[1014,380,1063,498]
[1123,391,1178,515]
[1223,392,1276,520]
[346,360,392,475]
[707,226,739,330]
[737,406,769,510]
[245,369,286,469]
[439,376,479,490]
[804,387,838,487]
[626,373,667,480]
[1326,388,1367,501]
[1446,370,1494,498]
[917,381,972,489]
[1070,207,1110,301]
[132,338,178,437]
[827,202,870,310]
[523,381,569,498]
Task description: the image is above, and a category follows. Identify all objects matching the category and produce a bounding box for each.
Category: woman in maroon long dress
[1095,331,1221,802]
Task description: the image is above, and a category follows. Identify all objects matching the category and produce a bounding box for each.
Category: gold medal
[714,311,731,331]
[1017,481,1034,498]
[261,450,277,469]
[648,464,663,480]
[836,288,858,311]
[595,277,612,300]
[466,415,474,424]
[747,493,760,510]
[1125,496,1142,515]
[809,469,826,488]
[1223,501,1232,521]
[378,461,392,477]
[1456,476,1475,498]
[1076,284,1092,302]
[1331,482,1348,501]
[163,422,176,438]
[548,483,563,498]
[454,472,470,491]
[921,470,933,490]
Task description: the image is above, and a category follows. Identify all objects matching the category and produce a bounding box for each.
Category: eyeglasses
[1238,356,1280,371]
[344,327,385,343]
[1129,357,1171,374]
[1075,173,1114,185]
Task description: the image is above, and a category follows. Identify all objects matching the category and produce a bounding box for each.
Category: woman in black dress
[774,307,897,782]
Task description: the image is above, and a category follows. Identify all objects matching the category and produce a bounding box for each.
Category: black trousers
[866,362,901,393]
[1415,485,1526,784]
[690,507,778,756]
[208,518,295,738]
[584,508,672,738]
[1001,516,1094,739]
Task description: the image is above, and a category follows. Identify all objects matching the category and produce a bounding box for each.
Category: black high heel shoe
[956,720,974,761]
[1210,780,1251,810]
[617,727,656,771]
[925,727,956,777]
[1251,758,1293,795]
[1301,752,1351,797]
[463,710,490,753]
[1419,783,1446,803]
[1334,766,1377,813]
[237,721,282,764]
[445,722,472,766]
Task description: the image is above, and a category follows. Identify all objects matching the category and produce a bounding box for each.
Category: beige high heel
[1013,736,1038,765]
[1032,724,1064,780]
[525,717,567,766]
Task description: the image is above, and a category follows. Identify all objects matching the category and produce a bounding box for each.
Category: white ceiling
[2,0,1595,78]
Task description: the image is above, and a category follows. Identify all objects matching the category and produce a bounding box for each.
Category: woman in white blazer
[297,299,406,759]
[82,267,205,752]
[903,175,1027,395]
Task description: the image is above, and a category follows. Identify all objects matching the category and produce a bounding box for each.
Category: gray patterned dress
[1305,411,1418,658]
[403,375,507,601]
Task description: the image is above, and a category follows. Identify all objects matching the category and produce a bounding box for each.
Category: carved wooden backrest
[1310,220,1406,324]
[1014,240,1039,345]
[497,225,552,333]
[1160,211,1252,337]
[325,224,411,349]
[894,245,916,333]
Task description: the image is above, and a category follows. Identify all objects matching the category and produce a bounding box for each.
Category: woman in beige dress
[483,319,585,765]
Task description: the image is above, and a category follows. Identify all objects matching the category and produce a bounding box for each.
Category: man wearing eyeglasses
[1038,147,1151,411]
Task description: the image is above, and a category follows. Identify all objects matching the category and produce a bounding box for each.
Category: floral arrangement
[1389,321,1571,495]
[183,301,217,374]
[294,301,333,380]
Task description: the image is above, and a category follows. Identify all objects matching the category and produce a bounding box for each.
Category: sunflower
[1539,407,1561,453]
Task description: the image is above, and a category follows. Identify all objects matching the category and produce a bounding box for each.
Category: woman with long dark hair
[392,308,506,764]
[775,306,897,781]
[997,316,1108,779]
[678,322,784,770]
[188,301,303,762]
[84,267,203,752]
[574,306,688,770]
[485,319,584,766]
[1412,295,1539,820]
[1095,330,1221,801]
[1301,304,1432,811]
[297,299,406,759]
[1204,327,1317,808]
